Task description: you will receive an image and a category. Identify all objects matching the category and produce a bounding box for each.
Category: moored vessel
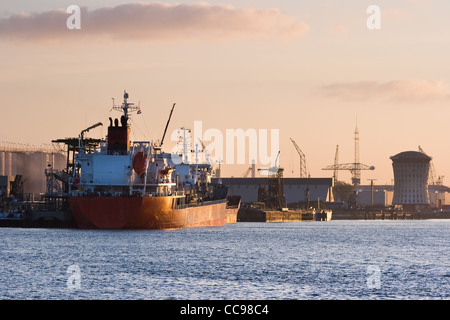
[225,195,241,224]
[313,209,333,221]
[68,91,229,230]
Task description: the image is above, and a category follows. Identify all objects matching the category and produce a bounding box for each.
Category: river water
[0,220,448,300]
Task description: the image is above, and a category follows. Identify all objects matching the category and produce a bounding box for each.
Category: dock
[0,209,75,228]
[237,207,314,222]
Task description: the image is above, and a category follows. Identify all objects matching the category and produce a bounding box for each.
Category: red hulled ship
[68,91,233,229]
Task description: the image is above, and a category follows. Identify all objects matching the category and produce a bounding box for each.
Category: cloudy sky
[1,0,449,185]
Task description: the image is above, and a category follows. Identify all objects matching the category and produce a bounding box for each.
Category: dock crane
[333,145,339,182]
[257,151,281,176]
[322,125,374,186]
[289,138,308,178]
[197,138,214,165]
[322,156,374,186]
[257,151,286,209]
[242,166,252,177]
[79,122,103,152]
[80,122,103,141]
[418,146,444,185]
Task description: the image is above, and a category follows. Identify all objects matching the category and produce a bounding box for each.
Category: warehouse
[212,177,334,205]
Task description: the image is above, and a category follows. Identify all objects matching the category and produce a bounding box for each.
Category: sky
[1,0,449,186]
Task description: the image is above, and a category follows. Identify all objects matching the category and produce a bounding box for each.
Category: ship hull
[225,195,241,224]
[69,196,227,230]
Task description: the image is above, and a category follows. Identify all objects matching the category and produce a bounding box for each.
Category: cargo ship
[68,91,232,229]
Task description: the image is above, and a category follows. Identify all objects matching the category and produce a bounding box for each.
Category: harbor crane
[242,166,252,177]
[80,122,103,141]
[197,138,213,165]
[418,146,444,185]
[332,145,339,182]
[323,162,375,186]
[322,125,374,186]
[257,151,286,209]
[257,151,281,176]
[79,122,103,153]
[289,138,308,178]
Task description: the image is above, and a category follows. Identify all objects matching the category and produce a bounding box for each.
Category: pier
[363,211,419,220]
[0,195,75,228]
[237,207,314,222]
[331,209,450,220]
[0,210,75,228]
[237,205,332,222]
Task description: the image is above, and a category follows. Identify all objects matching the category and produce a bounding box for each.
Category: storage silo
[390,151,431,212]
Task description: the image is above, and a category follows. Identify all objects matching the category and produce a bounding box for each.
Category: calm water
[0,220,448,300]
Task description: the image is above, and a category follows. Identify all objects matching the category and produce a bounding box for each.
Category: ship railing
[0,142,65,154]
[173,198,227,209]
[132,182,176,187]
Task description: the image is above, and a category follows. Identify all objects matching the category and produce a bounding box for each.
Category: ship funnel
[108,117,130,154]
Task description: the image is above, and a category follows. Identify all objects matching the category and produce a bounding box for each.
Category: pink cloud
[327,25,348,36]
[382,8,412,20]
[317,79,450,103]
[0,2,309,43]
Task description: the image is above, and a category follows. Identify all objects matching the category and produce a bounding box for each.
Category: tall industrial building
[390,151,431,211]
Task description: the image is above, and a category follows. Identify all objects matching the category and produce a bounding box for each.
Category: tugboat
[68,91,229,229]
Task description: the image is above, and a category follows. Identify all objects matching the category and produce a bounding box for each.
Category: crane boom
[333,145,339,182]
[289,138,307,178]
[242,166,252,177]
[160,103,176,147]
[80,122,103,139]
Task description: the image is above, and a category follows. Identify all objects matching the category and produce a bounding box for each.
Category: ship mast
[112,90,140,123]
[123,91,130,120]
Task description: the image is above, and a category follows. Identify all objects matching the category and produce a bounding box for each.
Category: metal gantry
[322,125,374,186]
